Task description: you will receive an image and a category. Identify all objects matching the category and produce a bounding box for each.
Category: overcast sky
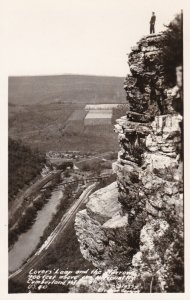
[0,0,185,77]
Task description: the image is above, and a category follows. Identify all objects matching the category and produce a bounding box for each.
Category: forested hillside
[8,138,45,203]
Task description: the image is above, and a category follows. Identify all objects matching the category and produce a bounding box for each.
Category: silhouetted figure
[150,12,156,34]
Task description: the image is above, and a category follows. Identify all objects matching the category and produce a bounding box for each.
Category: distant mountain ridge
[9,74,126,105]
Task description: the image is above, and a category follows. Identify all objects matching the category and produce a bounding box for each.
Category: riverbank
[9,172,62,248]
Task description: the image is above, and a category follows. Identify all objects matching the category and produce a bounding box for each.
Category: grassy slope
[9,102,119,153]
[8,74,124,153]
[9,74,126,105]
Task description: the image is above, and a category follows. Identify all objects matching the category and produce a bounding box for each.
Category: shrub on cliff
[162,12,183,85]
[112,104,129,124]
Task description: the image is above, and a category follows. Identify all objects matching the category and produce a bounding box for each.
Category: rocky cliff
[74,33,183,292]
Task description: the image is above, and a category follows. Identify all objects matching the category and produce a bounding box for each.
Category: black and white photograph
[0,0,188,296]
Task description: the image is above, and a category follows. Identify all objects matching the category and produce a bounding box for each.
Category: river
[9,183,64,273]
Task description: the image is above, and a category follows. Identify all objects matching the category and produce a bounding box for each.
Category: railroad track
[9,182,97,282]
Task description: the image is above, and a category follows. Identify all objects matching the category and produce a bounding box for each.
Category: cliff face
[75,33,183,292]
[75,182,131,268]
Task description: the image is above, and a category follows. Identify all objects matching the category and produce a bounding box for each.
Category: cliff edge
[74,32,183,293]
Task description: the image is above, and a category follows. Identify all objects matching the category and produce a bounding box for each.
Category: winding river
[9,184,64,272]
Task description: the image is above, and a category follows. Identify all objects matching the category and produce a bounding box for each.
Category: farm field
[9,74,125,154]
[9,102,119,153]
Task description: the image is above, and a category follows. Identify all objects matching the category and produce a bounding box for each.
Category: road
[9,182,97,282]
[75,152,113,168]
[9,150,113,221]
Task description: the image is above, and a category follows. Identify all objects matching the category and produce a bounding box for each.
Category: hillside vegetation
[9,74,124,153]
[9,74,125,105]
[8,138,45,203]
[9,102,119,153]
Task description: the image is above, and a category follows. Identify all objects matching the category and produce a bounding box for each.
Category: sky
[0,0,186,77]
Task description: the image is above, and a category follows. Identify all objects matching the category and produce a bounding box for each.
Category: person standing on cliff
[150,12,156,34]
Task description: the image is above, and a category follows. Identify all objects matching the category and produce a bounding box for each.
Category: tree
[8,138,45,202]
[161,12,183,85]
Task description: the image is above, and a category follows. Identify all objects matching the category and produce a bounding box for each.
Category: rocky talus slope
[74,33,183,292]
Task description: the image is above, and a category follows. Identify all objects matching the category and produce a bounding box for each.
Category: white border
[1,0,190,299]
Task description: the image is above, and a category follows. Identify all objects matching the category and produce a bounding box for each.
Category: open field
[9,74,125,153]
[9,104,119,153]
[9,104,118,153]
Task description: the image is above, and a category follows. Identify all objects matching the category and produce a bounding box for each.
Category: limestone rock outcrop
[124,33,167,120]
[114,34,183,292]
[75,182,133,268]
[74,32,183,292]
